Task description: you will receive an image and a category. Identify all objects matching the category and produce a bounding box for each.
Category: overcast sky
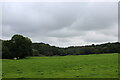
[1,2,118,47]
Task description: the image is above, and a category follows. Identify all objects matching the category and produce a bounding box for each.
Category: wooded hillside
[1,34,120,59]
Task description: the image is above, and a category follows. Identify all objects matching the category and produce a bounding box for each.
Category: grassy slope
[2,53,118,78]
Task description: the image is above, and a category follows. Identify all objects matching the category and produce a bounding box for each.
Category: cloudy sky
[1,2,118,47]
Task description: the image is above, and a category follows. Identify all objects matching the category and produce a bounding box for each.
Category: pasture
[2,53,118,78]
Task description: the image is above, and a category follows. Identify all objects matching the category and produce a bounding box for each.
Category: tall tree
[2,34,32,59]
[10,34,32,58]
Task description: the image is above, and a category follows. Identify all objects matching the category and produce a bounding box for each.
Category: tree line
[1,34,120,59]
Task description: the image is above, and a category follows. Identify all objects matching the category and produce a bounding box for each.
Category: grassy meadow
[2,53,118,78]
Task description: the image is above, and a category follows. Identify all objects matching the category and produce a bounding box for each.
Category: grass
[2,53,118,78]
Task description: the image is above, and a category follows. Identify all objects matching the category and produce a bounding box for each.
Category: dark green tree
[2,34,32,59]
[2,40,13,59]
[10,34,32,58]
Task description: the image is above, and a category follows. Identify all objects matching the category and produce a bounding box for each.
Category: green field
[2,53,118,78]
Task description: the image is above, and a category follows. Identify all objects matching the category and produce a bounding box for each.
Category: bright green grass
[2,53,118,78]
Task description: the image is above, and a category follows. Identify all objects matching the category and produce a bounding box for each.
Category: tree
[2,45,11,59]
[2,40,13,59]
[0,39,2,59]
[32,49,39,56]
[10,34,32,58]
[2,34,32,59]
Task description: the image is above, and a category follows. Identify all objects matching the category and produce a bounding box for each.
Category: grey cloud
[70,3,117,31]
[2,2,118,47]
[82,31,117,43]
[46,27,86,37]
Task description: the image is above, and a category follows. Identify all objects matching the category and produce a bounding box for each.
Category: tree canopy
[2,34,32,59]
